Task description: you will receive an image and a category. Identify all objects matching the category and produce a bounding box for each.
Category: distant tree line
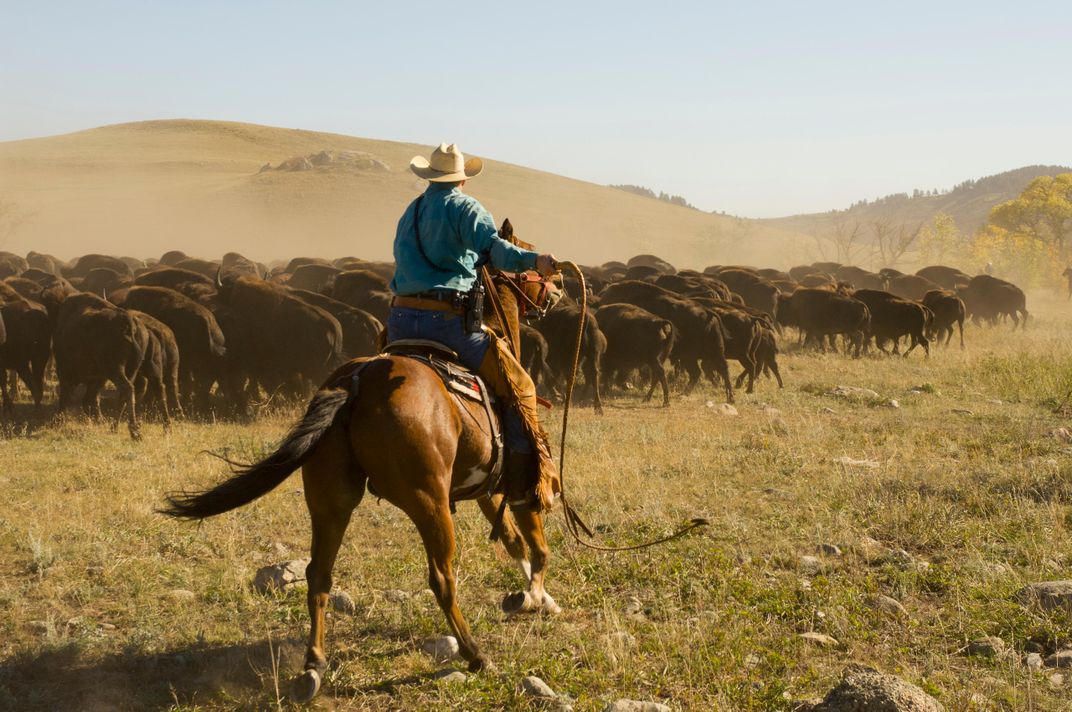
[610,184,697,210]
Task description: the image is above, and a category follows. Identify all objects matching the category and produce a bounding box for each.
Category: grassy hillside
[0,120,805,268]
[762,165,1072,244]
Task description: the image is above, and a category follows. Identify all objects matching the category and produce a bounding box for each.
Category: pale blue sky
[2,1,1069,217]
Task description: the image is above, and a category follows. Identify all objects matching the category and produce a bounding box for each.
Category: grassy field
[2,293,1071,711]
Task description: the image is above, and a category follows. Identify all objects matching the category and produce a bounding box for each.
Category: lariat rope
[551,261,708,552]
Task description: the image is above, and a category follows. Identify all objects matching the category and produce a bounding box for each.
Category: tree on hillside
[918,213,966,265]
[988,174,1072,253]
[870,217,921,268]
[811,217,866,264]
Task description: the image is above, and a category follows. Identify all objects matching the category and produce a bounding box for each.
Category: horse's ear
[499,219,513,240]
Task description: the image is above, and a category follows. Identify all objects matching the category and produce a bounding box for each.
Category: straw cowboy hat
[409,143,483,182]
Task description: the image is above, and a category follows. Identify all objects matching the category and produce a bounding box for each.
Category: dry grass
[2,293,1071,711]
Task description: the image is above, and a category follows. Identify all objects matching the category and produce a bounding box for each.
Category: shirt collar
[425,183,459,195]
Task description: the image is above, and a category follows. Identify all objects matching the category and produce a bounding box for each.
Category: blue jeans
[387,307,531,454]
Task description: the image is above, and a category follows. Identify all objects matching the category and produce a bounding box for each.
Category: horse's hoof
[292,668,321,702]
[468,655,494,673]
[501,590,532,615]
[541,593,562,615]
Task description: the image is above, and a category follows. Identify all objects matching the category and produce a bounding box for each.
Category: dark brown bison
[127,310,183,426]
[536,301,606,414]
[922,289,966,349]
[81,267,132,297]
[118,286,227,413]
[595,303,675,406]
[885,273,942,301]
[0,286,51,412]
[916,265,972,290]
[627,254,676,274]
[26,252,64,275]
[707,268,780,319]
[519,322,554,391]
[956,275,1029,329]
[172,258,222,279]
[65,254,134,279]
[849,289,931,357]
[135,267,216,294]
[778,288,870,357]
[599,280,733,402]
[216,274,343,396]
[159,250,189,266]
[287,288,381,359]
[0,252,28,279]
[799,273,836,289]
[42,291,146,438]
[834,266,887,291]
[288,263,342,292]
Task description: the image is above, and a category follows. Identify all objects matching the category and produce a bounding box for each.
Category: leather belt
[392,296,464,315]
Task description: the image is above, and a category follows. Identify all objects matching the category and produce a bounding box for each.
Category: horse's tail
[160,388,351,520]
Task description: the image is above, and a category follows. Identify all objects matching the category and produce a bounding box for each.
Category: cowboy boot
[503,449,538,512]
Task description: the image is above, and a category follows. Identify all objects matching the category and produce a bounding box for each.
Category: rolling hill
[0,120,804,268]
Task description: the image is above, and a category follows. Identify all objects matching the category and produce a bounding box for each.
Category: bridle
[493,271,559,319]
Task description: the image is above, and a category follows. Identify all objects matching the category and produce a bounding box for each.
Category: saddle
[375,339,504,503]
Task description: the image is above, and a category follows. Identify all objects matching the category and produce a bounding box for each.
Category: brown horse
[162,242,560,700]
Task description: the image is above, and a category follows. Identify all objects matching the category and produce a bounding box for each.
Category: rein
[552,261,708,552]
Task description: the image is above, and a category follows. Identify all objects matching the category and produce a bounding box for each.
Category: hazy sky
[2,1,1069,217]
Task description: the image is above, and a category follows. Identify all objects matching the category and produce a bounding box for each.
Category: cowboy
[388,143,559,512]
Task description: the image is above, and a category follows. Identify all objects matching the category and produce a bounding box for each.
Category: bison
[595,303,675,406]
[922,289,965,349]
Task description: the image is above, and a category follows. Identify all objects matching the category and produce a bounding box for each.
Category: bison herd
[0,248,1031,438]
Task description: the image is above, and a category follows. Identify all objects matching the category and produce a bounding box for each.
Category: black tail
[160,388,351,520]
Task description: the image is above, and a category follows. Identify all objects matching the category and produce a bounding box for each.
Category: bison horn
[215,266,224,288]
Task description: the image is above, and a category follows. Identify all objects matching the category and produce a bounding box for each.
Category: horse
[161,226,560,701]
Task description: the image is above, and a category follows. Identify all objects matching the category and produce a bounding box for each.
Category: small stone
[744,653,761,669]
[799,632,839,647]
[519,675,557,698]
[85,566,104,577]
[602,701,671,712]
[269,542,289,558]
[1026,652,1044,670]
[803,664,942,711]
[253,559,309,593]
[829,385,879,399]
[434,669,467,684]
[383,589,410,603]
[330,590,356,614]
[886,548,913,564]
[1016,581,1072,613]
[865,594,907,618]
[880,399,900,409]
[98,622,116,631]
[1049,673,1066,688]
[166,588,196,602]
[606,631,637,649]
[1047,427,1072,443]
[29,620,50,634]
[961,636,1006,658]
[710,402,738,416]
[988,399,1003,405]
[820,407,837,415]
[623,596,644,617]
[951,408,974,415]
[421,635,459,661]
[799,555,822,573]
[854,536,885,560]
[1044,649,1072,668]
[818,543,842,556]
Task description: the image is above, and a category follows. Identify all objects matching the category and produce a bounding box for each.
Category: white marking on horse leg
[515,559,532,582]
[541,591,561,615]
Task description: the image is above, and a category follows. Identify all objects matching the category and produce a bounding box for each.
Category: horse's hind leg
[295,424,365,701]
[408,495,490,672]
[478,495,529,577]
[502,510,560,615]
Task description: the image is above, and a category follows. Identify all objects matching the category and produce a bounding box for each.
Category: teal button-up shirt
[390,183,538,296]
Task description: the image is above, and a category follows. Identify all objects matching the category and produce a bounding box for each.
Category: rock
[865,594,907,618]
[854,536,885,560]
[801,664,945,711]
[602,701,671,712]
[885,548,914,565]
[880,399,900,409]
[1026,653,1044,670]
[821,407,837,415]
[705,402,738,416]
[606,631,637,649]
[421,635,459,661]
[519,675,557,698]
[761,406,782,416]
[165,588,196,602]
[253,559,308,593]
[1047,427,1072,443]
[98,622,116,631]
[330,590,356,614]
[988,399,1003,405]
[1049,672,1065,688]
[833,456,879,469]
[1044,649,1072,668]
[829,385,880,399]
[1016,581,1072,613]
[744,653,761,669]
[269,541,289,558]
[383,589,410,603]
[960,636,1006,658]
[623,596,644,618]
[29,620,50,635]
[434,669,467,684]
[818,543,842,556]
[951,408,973,415]
[799,632,839,647]
[799,555,822,573]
